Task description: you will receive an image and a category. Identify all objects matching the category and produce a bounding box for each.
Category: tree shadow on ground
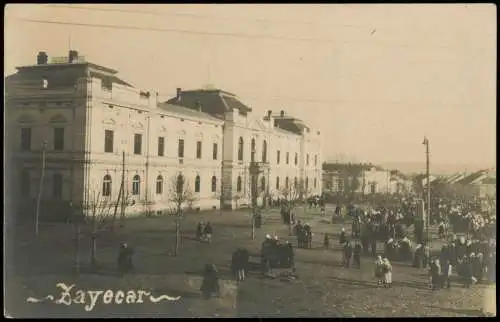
[298,258,343,267]
[433,307,482,316]
[327,276,381,290]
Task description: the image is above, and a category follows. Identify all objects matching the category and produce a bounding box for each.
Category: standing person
[196,221,204,241]
[422,244,430,269]
[429,258,442,291]
[370,235,378,258]
[285,241,295,271]
[117,243,134,276]
[441,258,452,289]
[353,242,362,269]
[232,248,249,282]
[462,255,473,288]
[343,241,353,268]
[375,256,384,285]
[382,258,393,288]
[339,228,347,245]
[323,233,330,249]
[413,244,423,268]
[204,222,213,244]
[200,264,220,299]
[261,235,272,275]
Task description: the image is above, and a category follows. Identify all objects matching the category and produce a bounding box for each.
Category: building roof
[480,177,496,185]
[165,88,252,117]
[8,61,133,90]
[157,102,222,122]
[456,171,487,185]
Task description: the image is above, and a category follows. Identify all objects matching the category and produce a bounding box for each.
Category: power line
[43,4,371,31]
[13,17,490,54]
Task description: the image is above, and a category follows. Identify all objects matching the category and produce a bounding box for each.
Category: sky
[4,4,497,173]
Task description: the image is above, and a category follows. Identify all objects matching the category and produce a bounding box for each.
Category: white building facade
[5,51,323,220]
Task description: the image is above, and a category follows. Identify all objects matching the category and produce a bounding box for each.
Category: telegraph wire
[43,4,370,31]
[13,17,491,54]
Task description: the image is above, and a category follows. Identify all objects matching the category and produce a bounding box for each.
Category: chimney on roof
[176,88,182,102]
[37,52,48,65]
[68,50,78,63]
[280,110,285,117]
[195,100,202,112]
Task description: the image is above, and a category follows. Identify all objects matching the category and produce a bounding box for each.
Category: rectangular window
[286,152,289,164]
[104,130,114,153]
[134,134,142,155]
[158,137,165,156]
[20,128,32,151]
[53,128,65,151]
[213,143,218,160]
[277,150,280,164]
[306,154,310,166]
[196,141,202,159]
[178,139,185,158]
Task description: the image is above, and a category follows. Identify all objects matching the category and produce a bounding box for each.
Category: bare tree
[78,189,133,272]
[168,173,197,256]
[279,183,303,235]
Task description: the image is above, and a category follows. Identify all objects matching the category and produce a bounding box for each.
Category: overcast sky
[5,4,496,171]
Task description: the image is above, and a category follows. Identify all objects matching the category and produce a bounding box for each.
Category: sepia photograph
[3,3,496,318]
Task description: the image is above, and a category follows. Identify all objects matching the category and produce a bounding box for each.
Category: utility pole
[423,137,431,246]
[34,140,47,236]
[120,151,126,227]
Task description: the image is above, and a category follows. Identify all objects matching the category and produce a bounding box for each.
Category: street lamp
[422,137,431,246]
[34,140,48,236]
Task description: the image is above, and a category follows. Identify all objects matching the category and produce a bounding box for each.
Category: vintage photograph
[4,4,496,318]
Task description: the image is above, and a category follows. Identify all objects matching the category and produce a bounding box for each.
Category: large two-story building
[5,50,323,220]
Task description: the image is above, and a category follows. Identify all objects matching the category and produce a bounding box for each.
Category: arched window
[306,154,310,165]
[195,175,201,193]
[294,177,298,188]
[262,140,267,162]
[276,176,280,189]
[211,176,217,193]
[132,175,141,195]
[260,176,266,192]
[294,153,298,165]
[314,178,317,188]
[314,154,318,166]
[176,174,184,194]
[237,176,242,192]
[285,177,289,189]
[250,138,256,162]
[156,175,163,195]
[103,174,112,197]
[52,173,63,199]
[305,177,309,191]
[238,137,244,161]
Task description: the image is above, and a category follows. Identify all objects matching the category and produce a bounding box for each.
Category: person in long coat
[413,244,423,268]
[200,264,220,299]
[353,242,362,269]
[440,258,452,289]
[231,248,249,282]
[382,258,393,288]
[117,243,134,276]
[461,255,473,288]
[343,241,353,268]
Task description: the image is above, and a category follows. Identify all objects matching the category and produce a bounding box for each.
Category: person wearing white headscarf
[382,258,393,288]
[374,256,384,285]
